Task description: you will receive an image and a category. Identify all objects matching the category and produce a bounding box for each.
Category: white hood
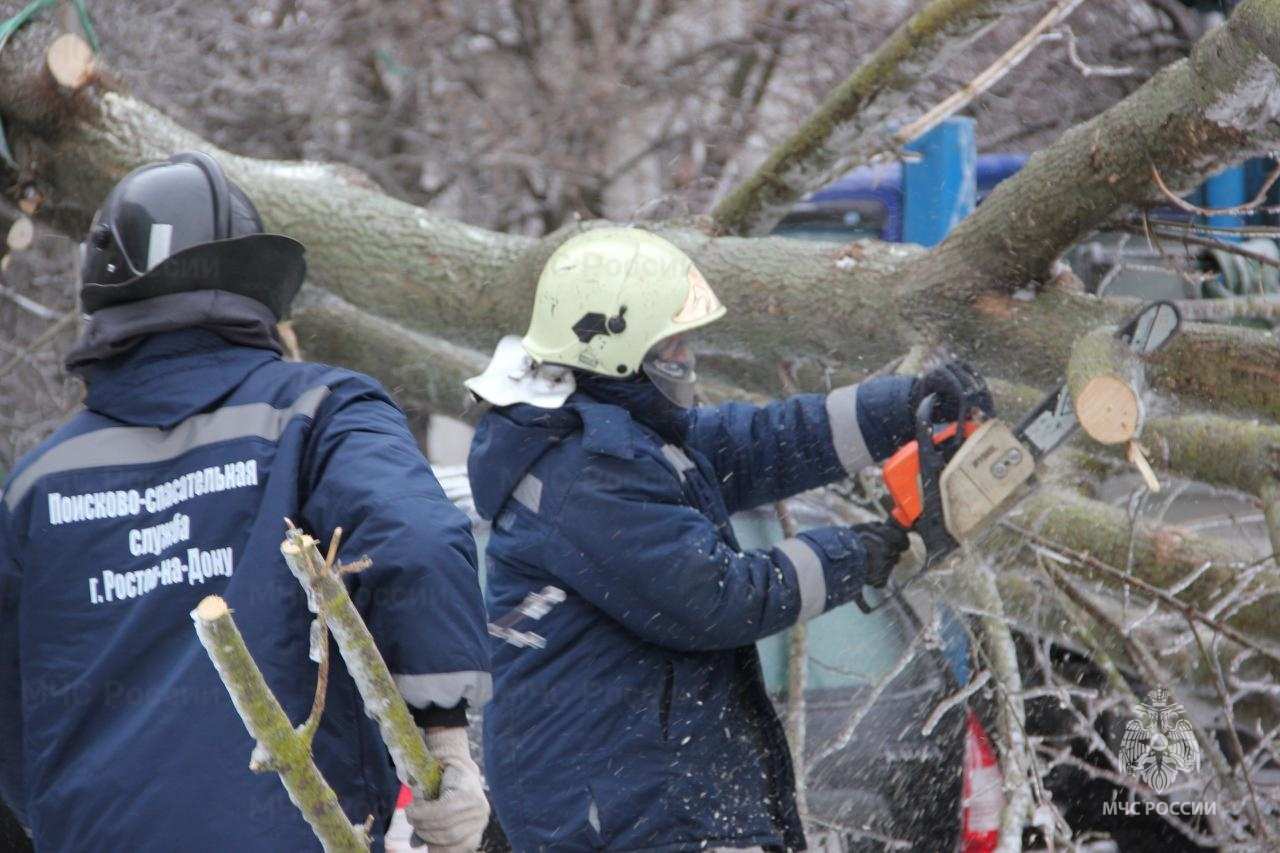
[464,335,575,409]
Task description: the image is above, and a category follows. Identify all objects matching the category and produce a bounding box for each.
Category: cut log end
[7,217,35,252]
[46,33,96,91]
[1075,375,1143,445]
[194,595,230,622]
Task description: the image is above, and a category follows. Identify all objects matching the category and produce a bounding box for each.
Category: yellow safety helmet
[521,228,726,380]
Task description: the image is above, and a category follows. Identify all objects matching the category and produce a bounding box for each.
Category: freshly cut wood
[281,527,444,799]
[1127,441,1161,492]
[6,217,34,252]
[46,33,94,90]
[1067,325,1145,445]
[191,595,369,852]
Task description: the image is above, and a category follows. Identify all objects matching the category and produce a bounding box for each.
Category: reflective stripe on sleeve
[775,537,827,623]
[4,386,331,511]
[393,670,494,709]
[660,444,697,482]
[825,383,872,476]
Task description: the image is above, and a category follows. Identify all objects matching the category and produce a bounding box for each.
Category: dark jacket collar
[80,329,280,428]
[467,396,645,520]
[66,290,282,376]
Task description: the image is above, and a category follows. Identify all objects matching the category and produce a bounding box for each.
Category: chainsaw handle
[883,417,979,528]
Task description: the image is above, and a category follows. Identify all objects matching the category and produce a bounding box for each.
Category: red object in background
[396,784,413,809]
[882,421,979,528]
[962,709,1004,853]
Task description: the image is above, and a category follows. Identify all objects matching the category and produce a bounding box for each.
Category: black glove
[853,521,911,588]
[908,359,995,425]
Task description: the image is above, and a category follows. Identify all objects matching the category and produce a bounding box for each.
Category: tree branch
[896,0,1280,307]
[191,595,368,852]
[280,526,444,799]
[710,0,1035,236]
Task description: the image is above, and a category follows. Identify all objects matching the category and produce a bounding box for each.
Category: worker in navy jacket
[464,228,991,851]
[0,153,491,852]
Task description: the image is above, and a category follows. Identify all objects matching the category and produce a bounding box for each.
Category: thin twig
[1185,614,1271,842]
[892,0,1087,145]
[0,282,59,320]
[1114,222,1280,270]
[0,309,75,383]
[299,527,345,745]
[1151,161,1280,218]
[1134,216,1280,237]
[775,360,809,819]
[921,669,990,736]
[1048,24,1137,78]
[1005,522,1280,667]
[809,625,923,769]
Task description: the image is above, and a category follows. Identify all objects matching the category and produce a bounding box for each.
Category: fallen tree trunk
[4,2,1280,406]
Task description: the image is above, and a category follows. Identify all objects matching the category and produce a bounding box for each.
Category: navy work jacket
[469,377,912,852]
[0,330,490,852]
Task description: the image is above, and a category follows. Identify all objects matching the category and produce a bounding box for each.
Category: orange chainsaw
[856,301,1181,612]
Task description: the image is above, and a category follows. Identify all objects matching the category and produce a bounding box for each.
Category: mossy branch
[998,488,1274,643]
[1141,414,1280,557]
[710,0,1030,236]
[280,525,444,799]
[191,595,368,853]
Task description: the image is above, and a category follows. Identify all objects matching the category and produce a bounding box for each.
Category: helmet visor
[642,334,697,408]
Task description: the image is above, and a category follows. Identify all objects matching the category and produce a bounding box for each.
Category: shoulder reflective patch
[775,537,827,623]
[4,385,330,511]
[660,444,696,482]
[393,670,494,708]
[825,383,872,476]
[512,474,543,514]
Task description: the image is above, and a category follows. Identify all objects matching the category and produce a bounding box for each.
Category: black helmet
[79,151,306,319]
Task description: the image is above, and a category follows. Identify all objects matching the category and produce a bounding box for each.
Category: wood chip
[1127,440,1161,493]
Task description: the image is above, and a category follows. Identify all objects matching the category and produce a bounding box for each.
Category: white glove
[404,727,490,852]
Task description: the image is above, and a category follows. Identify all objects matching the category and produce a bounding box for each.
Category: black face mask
[574,372,689,443]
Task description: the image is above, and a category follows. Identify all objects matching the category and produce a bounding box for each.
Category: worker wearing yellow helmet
[464,227,991,851]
